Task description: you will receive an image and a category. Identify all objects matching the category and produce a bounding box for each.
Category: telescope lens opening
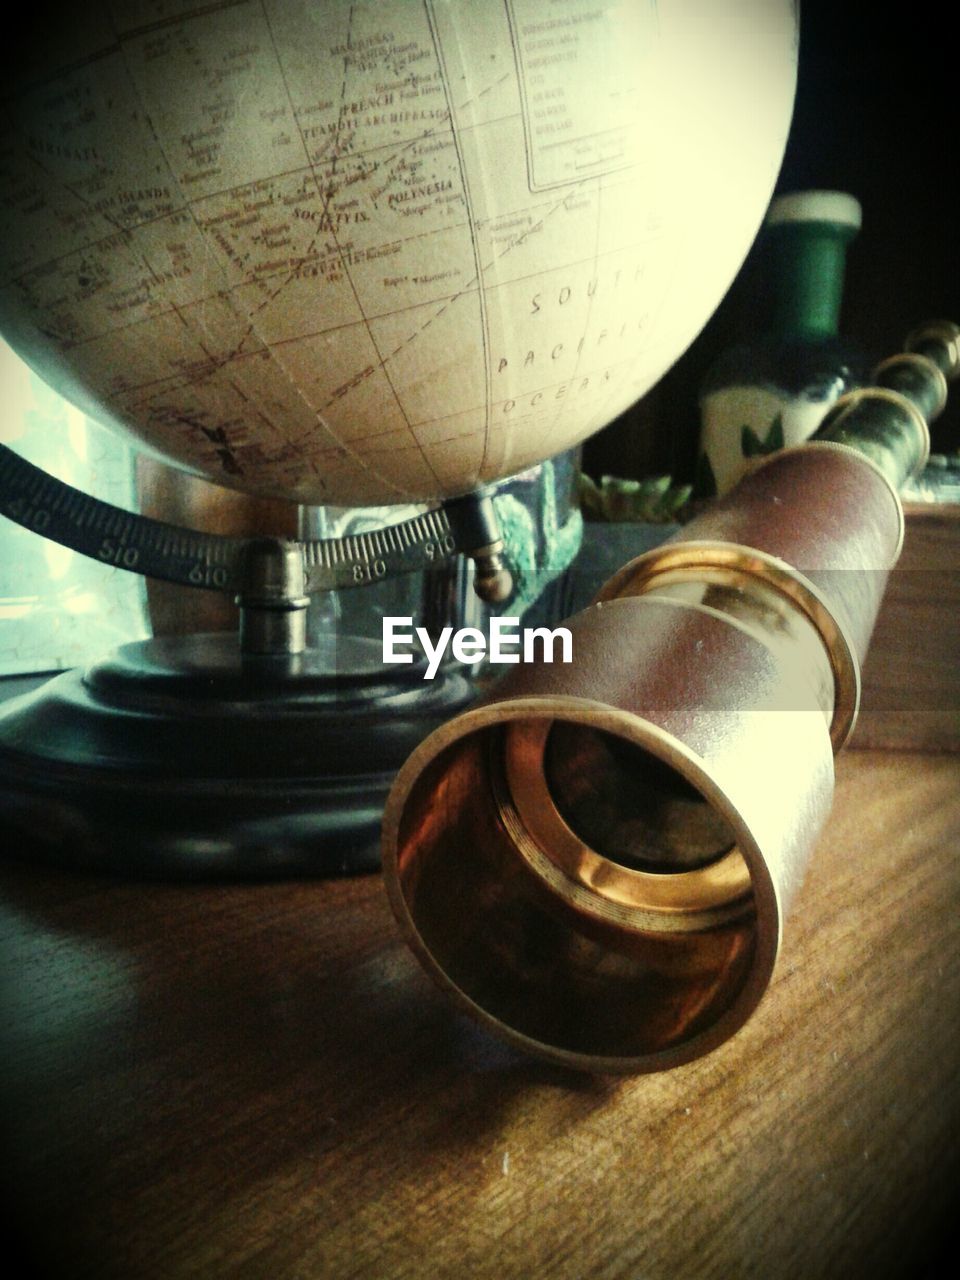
[543,722,736,872]
[387,718,761,1069]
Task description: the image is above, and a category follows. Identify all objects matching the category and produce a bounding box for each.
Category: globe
[0,0,796,508]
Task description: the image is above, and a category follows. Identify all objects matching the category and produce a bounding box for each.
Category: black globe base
[0,633,475,879]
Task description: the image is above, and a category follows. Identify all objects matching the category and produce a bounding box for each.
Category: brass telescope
[382,321,960,1074]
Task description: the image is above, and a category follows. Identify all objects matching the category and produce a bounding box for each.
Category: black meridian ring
[0,442,461,595]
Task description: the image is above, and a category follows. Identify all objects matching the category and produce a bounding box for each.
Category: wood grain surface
[1,750,958,1280]
[852,505,960,752]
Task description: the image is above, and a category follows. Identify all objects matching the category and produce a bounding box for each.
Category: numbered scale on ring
[0,444,513,878]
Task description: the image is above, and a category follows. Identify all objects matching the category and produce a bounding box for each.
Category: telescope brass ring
[906,319,960,378]
[823,386,931,477]
[499,719,753,933]
[594,539,861,751]
[872,351,949,422]
[781,442,907,562]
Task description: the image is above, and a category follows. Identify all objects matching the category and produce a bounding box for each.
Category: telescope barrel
[382,322,959,1073]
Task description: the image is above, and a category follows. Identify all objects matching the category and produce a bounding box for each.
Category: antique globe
[0,0,799,878]
[0,0,797,509]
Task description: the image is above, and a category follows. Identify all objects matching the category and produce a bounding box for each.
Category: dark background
[584,0,959,486]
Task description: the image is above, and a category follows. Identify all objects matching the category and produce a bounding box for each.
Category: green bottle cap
[763,190,861,340]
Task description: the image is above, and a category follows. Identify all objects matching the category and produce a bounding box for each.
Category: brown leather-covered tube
[598,444,905,748]
[620,443,902,667]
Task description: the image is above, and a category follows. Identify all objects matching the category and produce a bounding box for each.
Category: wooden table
[1,749,958,1279]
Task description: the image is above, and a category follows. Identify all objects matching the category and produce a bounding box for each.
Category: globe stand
[0,633,474,878]
[0,451,512,878]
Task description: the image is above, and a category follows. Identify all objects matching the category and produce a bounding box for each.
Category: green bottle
[696,190,864,497]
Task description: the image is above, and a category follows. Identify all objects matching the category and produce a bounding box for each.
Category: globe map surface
[0,0,796,507]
